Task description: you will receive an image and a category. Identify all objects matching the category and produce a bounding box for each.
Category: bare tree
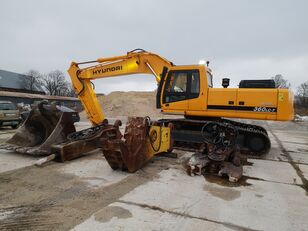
[42,70,70,96]
[271,74,291,89]
[296,81,308,107]
[24,69,43,92]
[66,84,76,97]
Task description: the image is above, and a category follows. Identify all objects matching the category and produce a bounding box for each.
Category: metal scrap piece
[218,161,243,182]
[186,152,210,176]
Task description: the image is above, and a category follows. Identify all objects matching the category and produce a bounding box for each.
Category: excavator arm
[68,49,174,125]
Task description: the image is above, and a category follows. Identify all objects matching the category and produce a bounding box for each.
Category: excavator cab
[159,65,209,114]
[159,65,293,122]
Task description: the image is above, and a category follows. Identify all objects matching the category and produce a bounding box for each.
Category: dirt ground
[0,151,174,230]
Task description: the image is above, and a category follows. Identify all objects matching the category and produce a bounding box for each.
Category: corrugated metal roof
[0,69,44,92]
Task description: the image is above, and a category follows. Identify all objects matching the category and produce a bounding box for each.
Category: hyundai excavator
[1,49,294,181]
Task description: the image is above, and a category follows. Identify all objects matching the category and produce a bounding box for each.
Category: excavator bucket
[102,117,171,172]
[0,101,78,156]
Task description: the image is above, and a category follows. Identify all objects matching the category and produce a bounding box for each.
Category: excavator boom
[68,49,174,125]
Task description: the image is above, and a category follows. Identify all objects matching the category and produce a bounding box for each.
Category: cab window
[163,70,200,103]
[168,72,188,93]
[207,71,213,88]
[190,72,200,94]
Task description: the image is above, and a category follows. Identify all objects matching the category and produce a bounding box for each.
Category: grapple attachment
[186,122,243,182]
[0,101,78,156]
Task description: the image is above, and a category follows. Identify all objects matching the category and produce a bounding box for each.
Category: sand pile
[80,91,164,120]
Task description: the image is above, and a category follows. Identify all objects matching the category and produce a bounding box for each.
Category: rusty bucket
[0,101,78,156]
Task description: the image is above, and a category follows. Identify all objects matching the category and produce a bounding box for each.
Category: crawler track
[158,118,271,156]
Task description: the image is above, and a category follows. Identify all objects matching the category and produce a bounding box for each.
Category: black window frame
[163,70,200,104]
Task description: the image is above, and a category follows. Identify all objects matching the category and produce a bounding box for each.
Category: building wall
[0,69,45,94]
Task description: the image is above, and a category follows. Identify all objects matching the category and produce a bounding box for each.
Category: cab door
[161,69,200,113]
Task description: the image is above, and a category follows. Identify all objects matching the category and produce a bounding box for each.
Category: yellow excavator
[68,48,293,125]
[66,48,294,179]
[2,49,293,181]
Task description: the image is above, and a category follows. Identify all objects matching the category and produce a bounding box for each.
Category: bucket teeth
[15,147,32,153]
[6,145,17,150]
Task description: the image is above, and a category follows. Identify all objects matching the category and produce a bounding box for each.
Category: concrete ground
[0,119,307,231]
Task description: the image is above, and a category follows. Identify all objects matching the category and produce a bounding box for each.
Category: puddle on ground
[204,184,241,201]
[255,194,264,198]
[94,206,132,223]
[203,174,264,187]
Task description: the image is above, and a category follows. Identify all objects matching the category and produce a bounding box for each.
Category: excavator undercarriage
[161,117,270,156]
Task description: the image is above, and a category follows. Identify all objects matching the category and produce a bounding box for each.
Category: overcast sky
[0,0,307,94]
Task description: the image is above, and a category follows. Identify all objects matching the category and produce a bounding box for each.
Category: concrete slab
[58,153,128,188]
[282,142,308,154]
[244,159,302,184]
[269,125,308,165]
[118,169,308,231]
[0,150,40,173]
[72,202,235,231]
[262,146,288,162]
[280,141,308,165]
[266,131,279,148]
[266,121,308,132]
[272,130,308,145]
[254,127,288,162]
[290,153,308,165]
[298,164,308,180]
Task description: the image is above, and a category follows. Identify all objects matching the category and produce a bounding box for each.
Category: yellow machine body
[146,125,171,158]
[158,65,293,121]
[67,49,294,126]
